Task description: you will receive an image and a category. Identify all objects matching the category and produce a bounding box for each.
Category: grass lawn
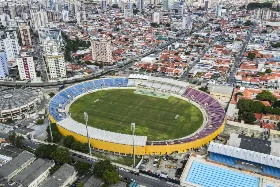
[70,89,203,141]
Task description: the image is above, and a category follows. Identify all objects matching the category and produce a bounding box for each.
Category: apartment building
[0,51,8,78]
[16,55,36,80]
[31,11,49,30]
[0,29,20,62]
[19,24,32,46]
[45,53,66,80]
[91,39,112,64]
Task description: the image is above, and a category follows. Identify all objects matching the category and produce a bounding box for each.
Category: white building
[215,4,222,17]
[0,30,20,62]
[182,16,192,30]
[152,12,160,24]
[62,10,69,22]
[31,11,49,30]
[42,164,77,187]
[45,53,66,80]
[0,51,8,78]
[124,9,133,19]
[76,11,86,25]
[16,55,36,80]
[91,39,112,64]
[0,14,10,27]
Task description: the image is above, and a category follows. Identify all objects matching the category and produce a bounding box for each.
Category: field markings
[119,98,146,125]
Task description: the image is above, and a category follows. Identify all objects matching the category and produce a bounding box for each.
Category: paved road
[0,23,207,87]
[227,23,256,85]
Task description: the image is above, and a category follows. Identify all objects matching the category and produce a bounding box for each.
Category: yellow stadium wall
[145,121,225,155]
[50,115,225,155]
[56,125,146,155]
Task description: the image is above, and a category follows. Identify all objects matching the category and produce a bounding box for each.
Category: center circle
[69,89,203,141]
[4,94,13,99]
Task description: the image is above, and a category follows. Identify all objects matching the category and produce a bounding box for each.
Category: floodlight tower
[131,123,136,168]
[84,112,92,155]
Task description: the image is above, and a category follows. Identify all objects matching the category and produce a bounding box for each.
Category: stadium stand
[49,76,225,155]
[208,142,280,178]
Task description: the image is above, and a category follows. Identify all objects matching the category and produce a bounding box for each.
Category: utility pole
[48,109,53,142]
[131,123,135,168]
[84,112,92,155]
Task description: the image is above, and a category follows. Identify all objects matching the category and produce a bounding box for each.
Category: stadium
[48,74,225,155]
[0,87,43,122]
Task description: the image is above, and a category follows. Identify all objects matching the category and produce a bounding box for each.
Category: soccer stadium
[48,75,225,155]
[0,87,43,122]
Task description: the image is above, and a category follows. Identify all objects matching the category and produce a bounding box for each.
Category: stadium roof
[58,118,147,146]
[228,133,280,157]
[208,142,280,169]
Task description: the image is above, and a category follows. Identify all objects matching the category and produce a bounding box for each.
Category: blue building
[208,142,280,178]
[0,51,8,78]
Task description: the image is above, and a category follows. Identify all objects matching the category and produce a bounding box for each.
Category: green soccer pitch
[69,89,204,141]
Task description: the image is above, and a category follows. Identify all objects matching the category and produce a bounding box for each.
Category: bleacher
[49,75,225,149]
[208,142,280,178]
[48,78,129,122]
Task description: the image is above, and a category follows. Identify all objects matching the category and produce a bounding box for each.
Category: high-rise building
[101,0,107,11]
[136,0,144,9]
[16,55,36,80]
[76,11,86,25]
[163,0,169,10]
[0,30,20,62]
[19,24,32,46]
[45,54,66,80]
[215,4,222,17]
[182,16,192,29]
[0,51,8,78]
[0,14,10,27]
[262,8,272,20]
[124,9,133,19]
[153,12,160,24]
[31,11,49,30]
[62,10,69,22]
[253,8,261,20]
[47,10,60,22]
[91,39,112,64]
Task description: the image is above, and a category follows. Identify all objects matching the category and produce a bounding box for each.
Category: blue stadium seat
[74,84,87,94]
[104,79,114,87]
[94,79,104,89]
[264,166,280,178]
[83,81,96,91]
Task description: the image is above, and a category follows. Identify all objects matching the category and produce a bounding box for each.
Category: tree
[242,112,256,124]
[244,20,253,26]
[252,101,265,113]
[47,123,62,143]
[277,122,280,130]
[265,69,272,74]
[50,164,61,175]
[8,132,24,148]
[273,100,280,108]
[93,160,115,178]
[247,52,256,60]
[36,118,44,125]
[103,170,119,185]
[75,161,91,174]
[63,135,75,148]
[256,90,277,104]
[48,92,55,98]
[71,141,88,153]
[77,183,84,187]
[35,144,58,159]
[199,87,209,94]
[51,147,72,164]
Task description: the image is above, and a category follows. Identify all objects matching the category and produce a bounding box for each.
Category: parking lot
[138,145,208,179]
